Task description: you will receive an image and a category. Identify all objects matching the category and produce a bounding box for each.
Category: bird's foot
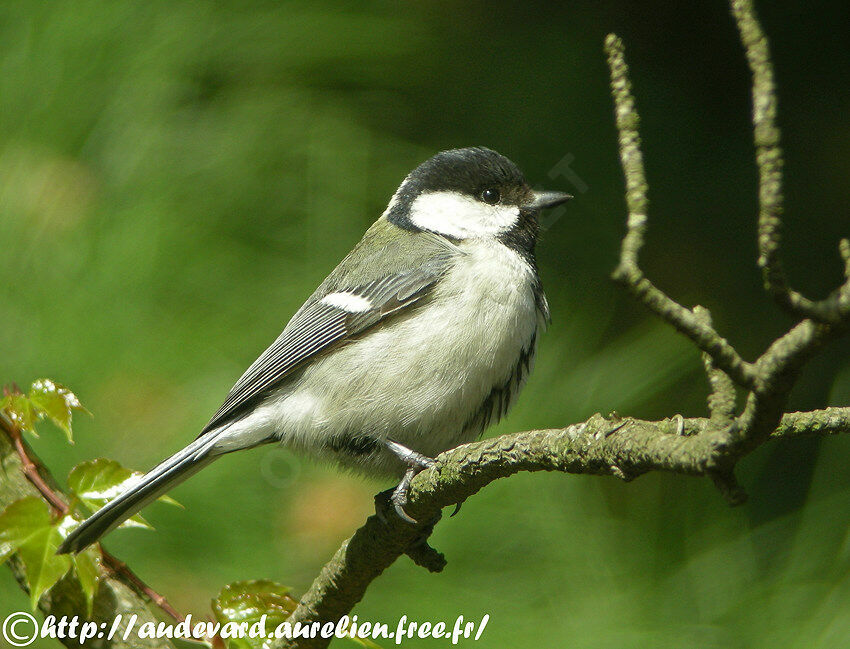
[384,438,436,524]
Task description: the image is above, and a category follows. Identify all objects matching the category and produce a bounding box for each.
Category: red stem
[9,426,69,513]
[0,413,184,623]
[100,549,185,623]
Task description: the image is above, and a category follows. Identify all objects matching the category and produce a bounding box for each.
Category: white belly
[213,239,543,476]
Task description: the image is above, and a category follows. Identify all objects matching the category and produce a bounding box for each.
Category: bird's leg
[385,438,436,470]
[384,438,436,524]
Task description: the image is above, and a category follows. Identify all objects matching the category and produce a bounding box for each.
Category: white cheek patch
[321,292,373,313]
[408,190,520,239]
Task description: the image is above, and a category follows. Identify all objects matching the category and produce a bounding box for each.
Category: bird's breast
[270,238,544,473]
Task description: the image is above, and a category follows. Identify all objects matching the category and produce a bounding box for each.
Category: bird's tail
[57,433,222,554]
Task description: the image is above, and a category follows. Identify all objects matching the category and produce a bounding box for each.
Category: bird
[57,146,571,554]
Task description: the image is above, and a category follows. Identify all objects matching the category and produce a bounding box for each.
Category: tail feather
[57,434,220,554]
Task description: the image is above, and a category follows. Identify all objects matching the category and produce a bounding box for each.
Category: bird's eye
[480,188,500,205]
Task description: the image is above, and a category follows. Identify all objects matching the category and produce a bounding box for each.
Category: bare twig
[604,33,759,390]
[692,306,737,423]
[731,0,850,324]
[100,549,184,622]
[604,6,848,465]
[2,412,70,514]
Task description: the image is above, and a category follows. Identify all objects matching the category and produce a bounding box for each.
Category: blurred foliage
[212,580,298,649]
[1,0,849,647]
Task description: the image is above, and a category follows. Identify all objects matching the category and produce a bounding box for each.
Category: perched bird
[57,146,571,554]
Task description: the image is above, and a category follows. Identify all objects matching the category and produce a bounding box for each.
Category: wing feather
[200,236,457,434]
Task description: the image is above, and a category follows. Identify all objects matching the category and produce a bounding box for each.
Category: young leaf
[1,380,88,442]
[212,580,297,649]
[72,545,101,617]
[28,379,89,443]
[1,393,38,436]
[0,498,72,609]
[0,498,54,563]
[67,458,180,530]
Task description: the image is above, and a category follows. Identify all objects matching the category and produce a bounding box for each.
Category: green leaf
[1,393,38,436]
[157,493,181,507]
[0,380,89,442]
[73,545,101,617]
[0,498,72,609]
[28,379,89,443]
[67,459,180,530]
[0,498,52,564]
[212,580,297,649]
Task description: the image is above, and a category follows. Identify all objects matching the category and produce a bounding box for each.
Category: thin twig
[605,10,846,467]
[692,306,737,423]
[100,549,185,622]
[4,417,70,514]
[731,0,850,324]
[604,33,759,390]
[839,239,850,281]
[708,470,748,506]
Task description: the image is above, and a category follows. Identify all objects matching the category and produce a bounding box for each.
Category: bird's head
[384,147,571,243]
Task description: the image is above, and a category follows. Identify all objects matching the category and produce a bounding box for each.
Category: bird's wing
[200,223,460,434]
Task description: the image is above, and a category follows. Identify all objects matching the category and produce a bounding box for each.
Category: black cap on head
[385,147,571,253]
[386,147,536,230]
[405,147,528,197]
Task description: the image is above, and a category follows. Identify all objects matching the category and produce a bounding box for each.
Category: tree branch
[280,407,850,648]
[693,306,737,424]
[604,32,760,390]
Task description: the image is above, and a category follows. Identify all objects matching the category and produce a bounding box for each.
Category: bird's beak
[527,190,573,210]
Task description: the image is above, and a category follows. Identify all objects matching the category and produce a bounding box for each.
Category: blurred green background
[2,1,850,647]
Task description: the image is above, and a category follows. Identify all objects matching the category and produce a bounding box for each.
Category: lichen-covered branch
[604,0,848,462]
[278,407,850,649]
[693,306,737,424]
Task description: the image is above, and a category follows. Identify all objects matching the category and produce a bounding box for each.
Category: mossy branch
[731,0,850,323]
[278,408,850,649]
